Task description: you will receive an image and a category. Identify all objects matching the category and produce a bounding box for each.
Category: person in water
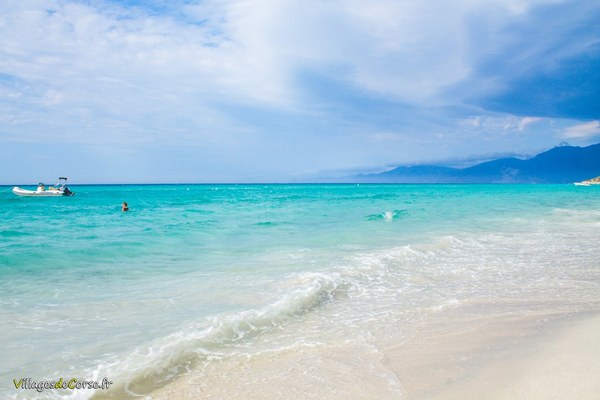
[122,202,129,212]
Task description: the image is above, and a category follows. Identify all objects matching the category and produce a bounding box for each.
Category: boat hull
[12,187,73,197]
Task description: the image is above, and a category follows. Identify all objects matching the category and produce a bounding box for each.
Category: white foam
[75,272,350,398]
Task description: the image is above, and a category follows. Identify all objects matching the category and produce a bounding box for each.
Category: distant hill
[352,143,600,183]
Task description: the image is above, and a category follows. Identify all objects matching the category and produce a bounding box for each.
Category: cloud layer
[1,0,598,182]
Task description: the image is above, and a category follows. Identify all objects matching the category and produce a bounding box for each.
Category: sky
[1,0,599,183]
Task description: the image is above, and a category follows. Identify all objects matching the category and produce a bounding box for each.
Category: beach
[386,312,600,400]
[428,313,600,400]
[147,312,600,400]
[4,0,600,398]
[2,184,599,400]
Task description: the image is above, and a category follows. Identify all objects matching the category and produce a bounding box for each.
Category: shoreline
[141,309,600,400]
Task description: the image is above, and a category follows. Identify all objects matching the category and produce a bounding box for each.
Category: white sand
[145,312,600,400]
[415,313,600,400]
[146,342,403,399]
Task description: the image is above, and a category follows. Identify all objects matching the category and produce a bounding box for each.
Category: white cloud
[0,0,575,115]
[459,117,482,128]
[210,0,595,108]
[210,0,507,103]
[560,121,600,139]
[518,117,542,131]
[459,115,546,132]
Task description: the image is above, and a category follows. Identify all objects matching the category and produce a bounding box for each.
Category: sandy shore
[384,311,600,400]
[410,312,600,400]
[143,310,600,400]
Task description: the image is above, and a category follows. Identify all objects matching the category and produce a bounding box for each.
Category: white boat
[574,182,591,186]
[12,177,75,197]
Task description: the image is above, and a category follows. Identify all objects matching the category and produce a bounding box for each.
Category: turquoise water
[1,184,600,399]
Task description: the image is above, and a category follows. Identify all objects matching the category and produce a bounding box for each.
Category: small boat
[12,177,75,197]
[574,182,591,186]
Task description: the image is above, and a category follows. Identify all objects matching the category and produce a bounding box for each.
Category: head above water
[122,202,129,211]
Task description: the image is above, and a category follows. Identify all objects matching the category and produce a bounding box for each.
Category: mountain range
[350,143,600,183]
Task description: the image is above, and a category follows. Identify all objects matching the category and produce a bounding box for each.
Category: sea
[1,184,599,399]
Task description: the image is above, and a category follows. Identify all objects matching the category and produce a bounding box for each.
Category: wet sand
[148,311,600,400]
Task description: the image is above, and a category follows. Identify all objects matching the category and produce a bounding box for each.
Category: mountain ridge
[351,143,600,183]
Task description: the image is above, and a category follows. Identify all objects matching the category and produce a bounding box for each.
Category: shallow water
[1,184,599,399]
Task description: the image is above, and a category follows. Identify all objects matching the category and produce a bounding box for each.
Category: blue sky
[1,0,599,183]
